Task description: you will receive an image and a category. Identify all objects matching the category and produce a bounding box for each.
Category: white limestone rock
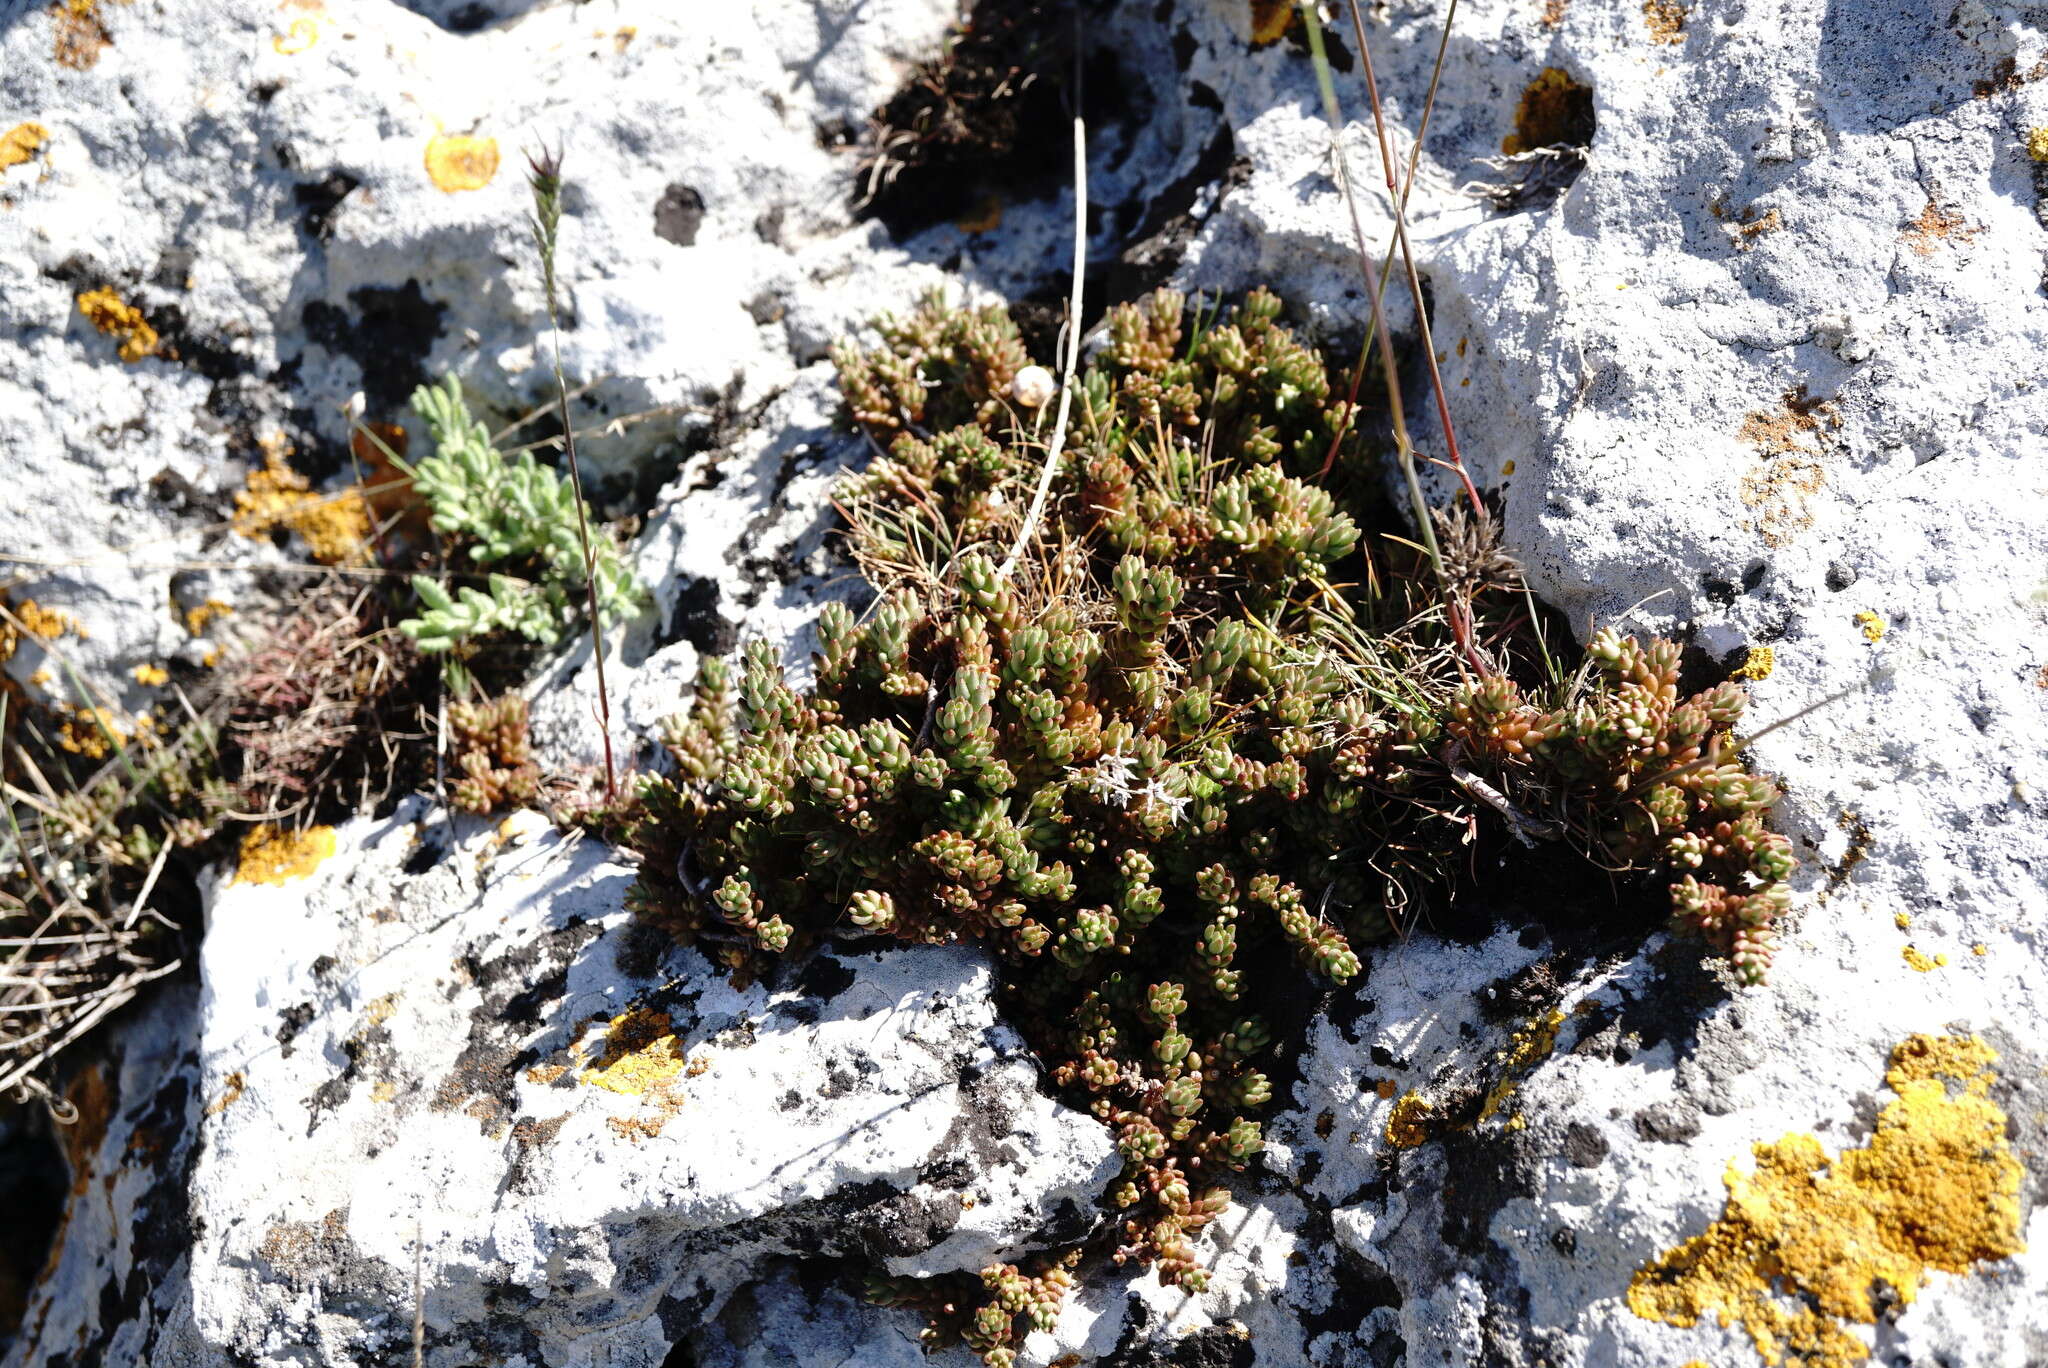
[1161,0,2048,1363]
[8,0,2048,1364]
[9,807,1117,1367]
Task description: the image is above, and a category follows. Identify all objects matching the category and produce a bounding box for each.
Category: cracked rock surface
[4,0,2047,1364]
[13,808,1116,1367]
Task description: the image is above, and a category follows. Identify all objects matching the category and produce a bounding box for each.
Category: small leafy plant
[396,376,643,655]
[622,287,1796,1362]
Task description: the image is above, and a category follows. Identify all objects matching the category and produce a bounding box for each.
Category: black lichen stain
[300,279,447,417]
[654,183,706,247]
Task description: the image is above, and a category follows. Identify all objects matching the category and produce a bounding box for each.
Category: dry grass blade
[526,143,618,801]
[0,695,183,1116]
[1341,0,1482,514]
[997,19,1087,585]
[1298,0,1491,673]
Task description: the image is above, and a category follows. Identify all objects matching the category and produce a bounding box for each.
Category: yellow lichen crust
[0,121,50,169]
[76,286,158,362]
[579,1007,689,1097]
[272,16,317,54]
[55,704,126,758]
[1628,1034,2025,1368]
[1479,1009,1566,1124]
[2029,128,2048,163]
[232,447,372,564]
[234,824,336,885]
[131,662,167,686]
[424,134,500,192]
[1853,611,1886,644]
[1731,645,1775,682]
[1901,945,1947,972]
[1385,1091,1436,1149]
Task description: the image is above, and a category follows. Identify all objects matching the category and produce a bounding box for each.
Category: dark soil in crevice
[0,1114,67,1347]
[853,0,1135,241]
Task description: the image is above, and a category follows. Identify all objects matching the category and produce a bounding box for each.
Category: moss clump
[622,287,1795,1360]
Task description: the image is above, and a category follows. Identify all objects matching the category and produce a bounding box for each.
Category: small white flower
[1011,364,1057,409]
[1141,776,1191,825]
[1075,750,1138,807]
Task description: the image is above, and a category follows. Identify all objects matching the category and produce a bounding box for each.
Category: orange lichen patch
[54,705,127,758]
[424,134,500,192]
[204,1071,247,1116]
[1737,390,1835,546]
[183,598,232,635]
[580,1007,689,1096]
[612,25,636,54]
[1901,945,1947,972]
[1737,208,1783,239]
[233,448,372,564]
[52,0,116,70]
[1739,454,1825,547]
[1249,0,1294,45]
[1374,1078,1399,1100]
[1385,1091,1436,1149]
[1715,203,1785,251]
[1629,1034,2024,1368]
[2,596,84,660]
[76,286,159,362]
[1540,0,1568,28]
[234,823,336,885]
[1731,645,1775,682]
[1642,0,1686,43]
[130,662,168,686]
[511,1113,570,1148]
[0,122,50,169]
[1902,200,1978,257]
[1738,387,1836,457]
[1501,67,1595,155]
[525,1063,569,1085]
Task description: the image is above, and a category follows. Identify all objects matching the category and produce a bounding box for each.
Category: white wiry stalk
[997,73,1087,584]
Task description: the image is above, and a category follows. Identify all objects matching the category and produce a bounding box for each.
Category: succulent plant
[1446,629,1791,983]
[623,287,1795,1359]
[448,693,542,815]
